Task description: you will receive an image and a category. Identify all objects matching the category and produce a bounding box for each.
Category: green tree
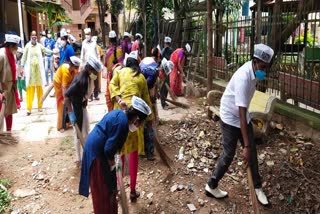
[96,0,109,48]
[212,0,243,56]
[110,0,124,35]
[126,0,173,55]
[26,2,71,32]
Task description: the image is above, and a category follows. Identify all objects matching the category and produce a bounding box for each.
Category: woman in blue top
[59,29,74,66]
[79,96,151,214]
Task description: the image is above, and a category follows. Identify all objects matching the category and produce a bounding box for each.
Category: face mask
[61,40,66,47]
[129,123,138,132]
[255,70,266,81]
[89,73,97,80]
[47,34,51,39]
[31,38,37,45]
[85,35,91,41]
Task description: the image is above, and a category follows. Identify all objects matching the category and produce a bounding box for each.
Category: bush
[0,179,11,214]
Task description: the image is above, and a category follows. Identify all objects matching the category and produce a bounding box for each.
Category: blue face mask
[255,70,266,81]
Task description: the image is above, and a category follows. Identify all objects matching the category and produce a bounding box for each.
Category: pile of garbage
[158,113,320,213]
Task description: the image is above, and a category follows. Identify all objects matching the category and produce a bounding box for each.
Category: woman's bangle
[117,98,122,104]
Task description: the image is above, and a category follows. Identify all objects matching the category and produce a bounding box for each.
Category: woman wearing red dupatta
[0,34,21,131]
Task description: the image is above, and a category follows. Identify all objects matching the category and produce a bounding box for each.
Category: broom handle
[247,165,260,214]
[0,101,6,131]
[117,170,129,214]
[40,83,54,104]
[165,83,177,101]
[164,98,189,109]
[74,124,85,149]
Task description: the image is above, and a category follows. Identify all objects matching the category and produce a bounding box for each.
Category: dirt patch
[0,113,319,213]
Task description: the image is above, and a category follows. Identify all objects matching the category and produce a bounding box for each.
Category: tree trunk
[96,0,108,48]
[173,0,179,19]
[214,9,223,57]
[255,0,262,43]
[142,0,147,57]
[207,0,213,92]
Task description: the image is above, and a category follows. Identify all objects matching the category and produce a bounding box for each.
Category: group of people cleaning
[0,27,274,213]
[0,29,190,213]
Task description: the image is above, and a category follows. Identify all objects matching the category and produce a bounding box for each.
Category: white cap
[84,28,91,34]
[87,56,102,72]
[124,32,131,37]
[131,96,151,117]
[109,31,116,38]
[253,44,274,63]
[135,33,143,39]
[41,31,46,36]
[70,56,81,66]
[128,50,138,60]
[53,55,60,59]
[92,36,98,42]
[52,48,60,55]
[185,43,191,53]
[5,34,20,44]
[60,29,68,37]
[164,36,171,43]
[161,58,174,75]
[66,29,71,34]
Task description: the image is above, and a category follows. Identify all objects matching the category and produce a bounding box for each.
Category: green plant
[0,179,12,213]
[294,31,318,47]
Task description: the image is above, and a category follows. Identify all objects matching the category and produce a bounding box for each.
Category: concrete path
[10,79,198,142]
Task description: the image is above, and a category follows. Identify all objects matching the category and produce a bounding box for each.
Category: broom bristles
[0,132,19,145]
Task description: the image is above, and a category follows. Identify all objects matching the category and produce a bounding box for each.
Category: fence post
[207,0,213,92]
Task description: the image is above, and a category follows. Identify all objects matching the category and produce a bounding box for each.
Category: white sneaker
[205,184,228,198]
[255,188,269,205]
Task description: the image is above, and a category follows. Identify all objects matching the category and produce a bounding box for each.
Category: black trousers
[92,78,99,99]
[207,120,262,189]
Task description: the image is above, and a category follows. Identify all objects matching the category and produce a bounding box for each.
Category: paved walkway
[10,79,197,142]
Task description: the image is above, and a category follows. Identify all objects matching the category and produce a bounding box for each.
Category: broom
[246,164,260,214]
[0,132,19,145]
[40,83,54,104]
[151,101,173,172]
[0,100,6,131]
[116,155,129,214]
[165,83,177,101]
[74,124,85,149]
[164,98,190,109]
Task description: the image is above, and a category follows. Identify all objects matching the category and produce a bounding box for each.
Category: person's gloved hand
[68,111,76,125]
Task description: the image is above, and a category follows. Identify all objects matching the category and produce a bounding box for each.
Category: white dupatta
[24,42,46,87]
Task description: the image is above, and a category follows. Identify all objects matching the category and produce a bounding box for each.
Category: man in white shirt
[205,44,274,206]
[80,28,100,100]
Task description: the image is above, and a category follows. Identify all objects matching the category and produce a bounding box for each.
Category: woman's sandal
[130,190,140,202]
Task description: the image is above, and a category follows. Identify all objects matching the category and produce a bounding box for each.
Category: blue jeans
[207,120,262,189]
[45,56,53,84]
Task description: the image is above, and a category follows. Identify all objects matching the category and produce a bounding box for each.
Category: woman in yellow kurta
[53,56,81,131]
[109,51,153,202]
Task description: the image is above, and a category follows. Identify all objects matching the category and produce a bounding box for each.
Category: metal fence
[160,3,320,112]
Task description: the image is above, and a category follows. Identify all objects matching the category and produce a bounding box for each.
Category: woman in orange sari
[169,43,191,96]
[53,56,81,132]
